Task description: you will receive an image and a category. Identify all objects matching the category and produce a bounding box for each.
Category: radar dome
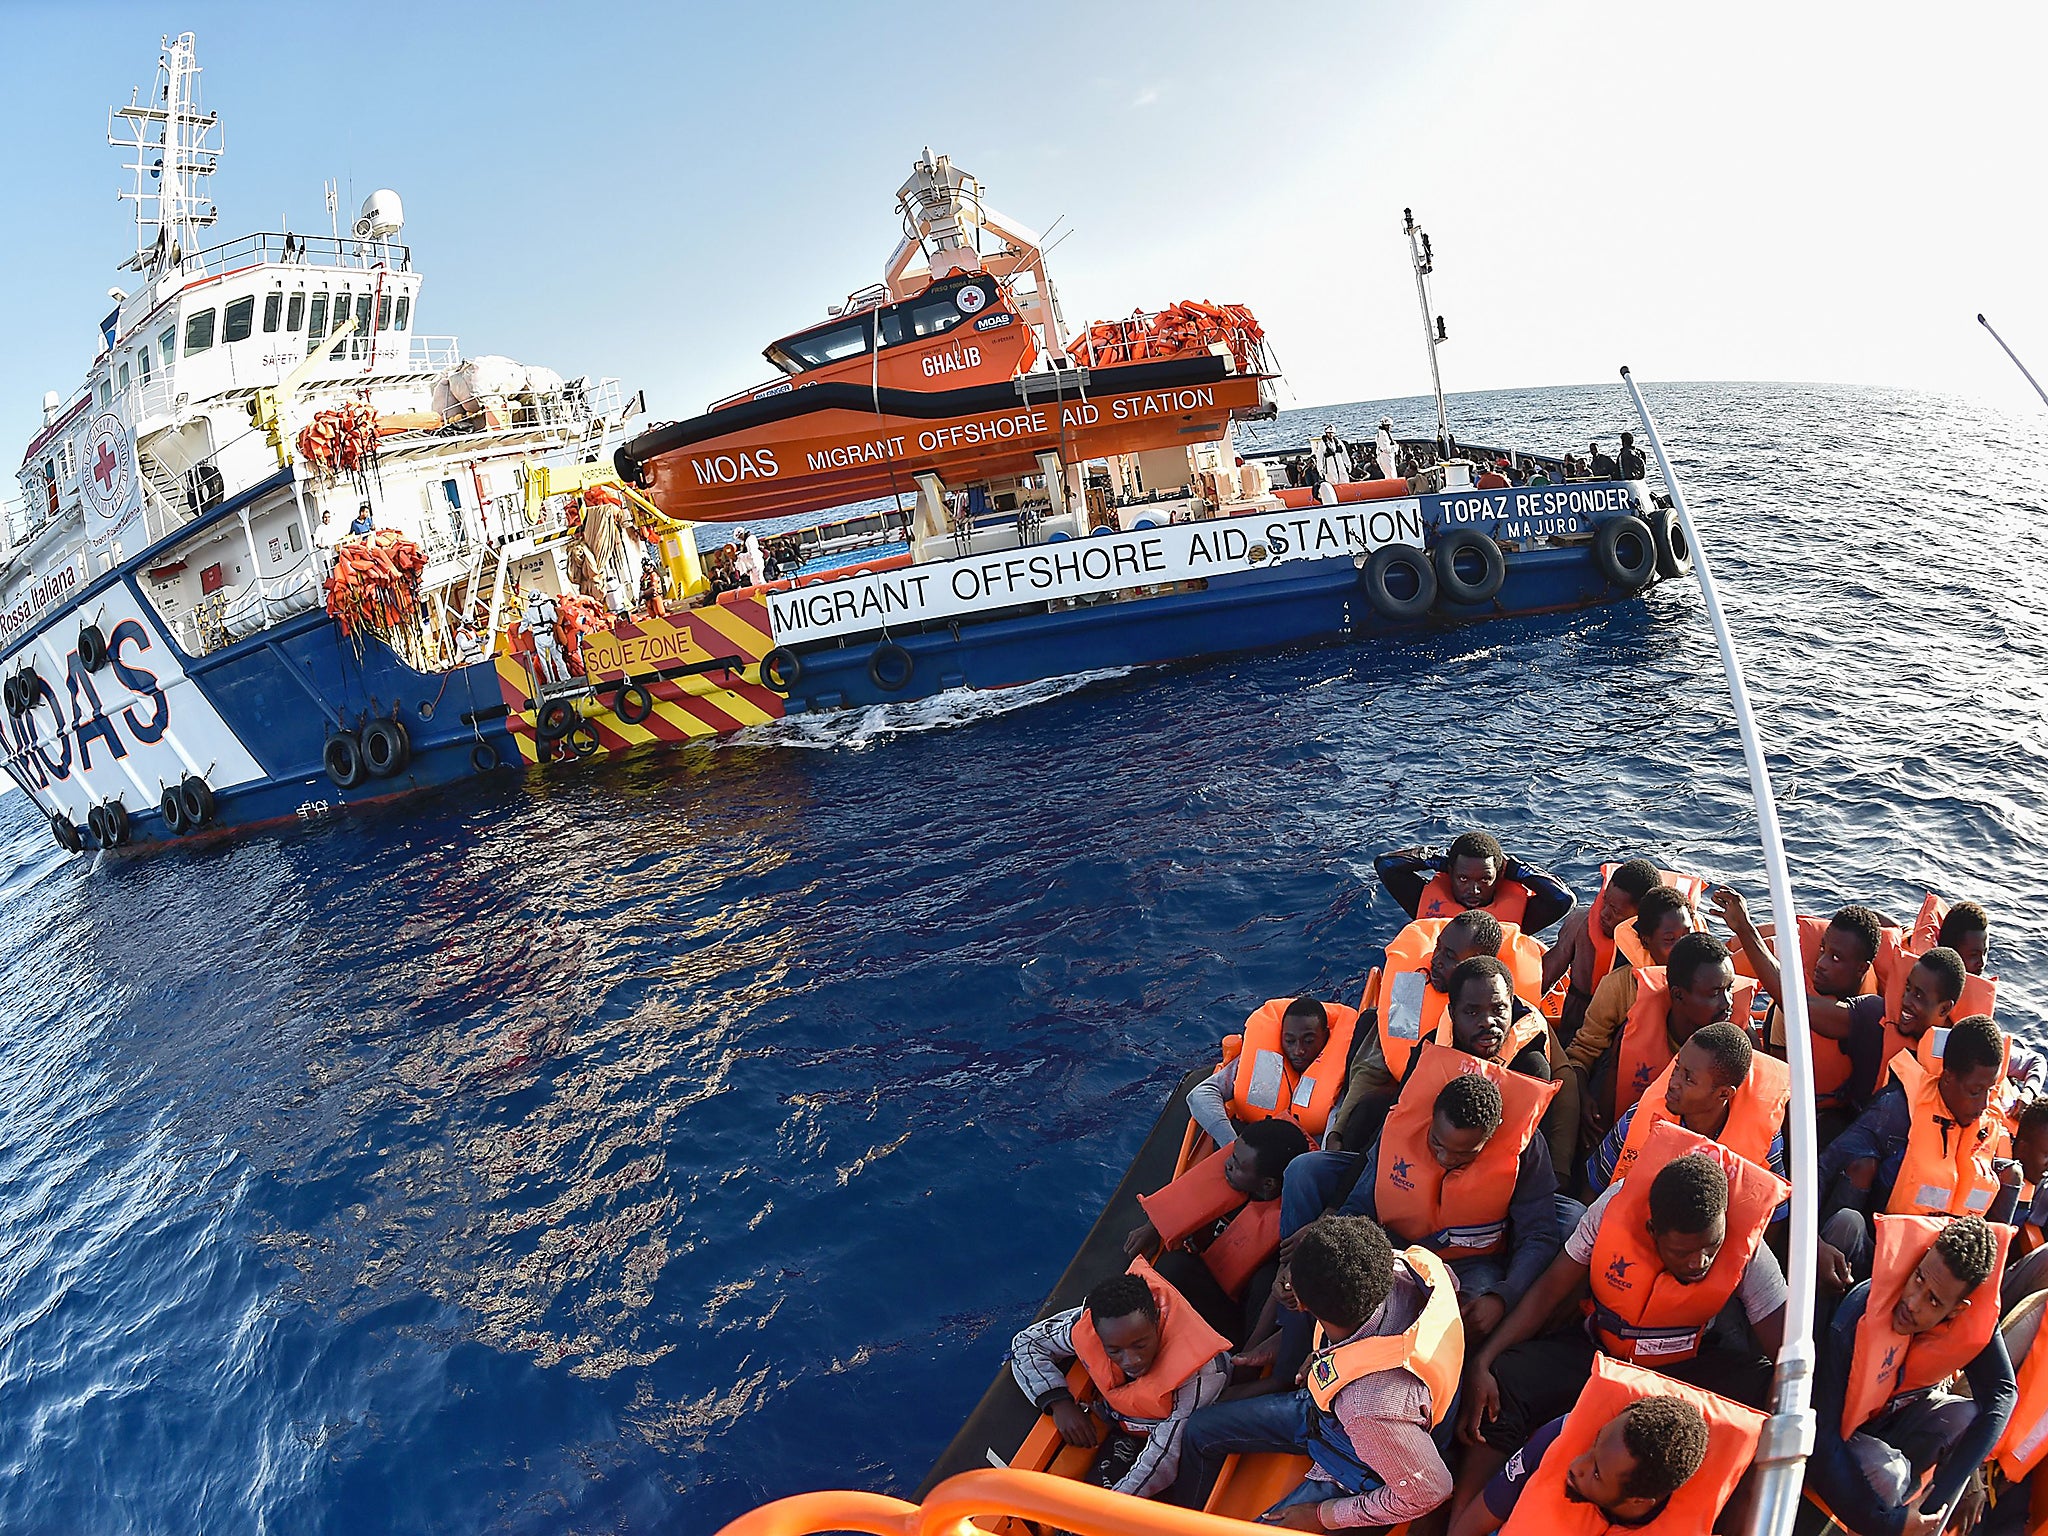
[356,190,405,240]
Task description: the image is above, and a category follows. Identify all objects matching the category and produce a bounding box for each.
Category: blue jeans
[1280,1151,1360,1239]
[1173,1390,1317,1507]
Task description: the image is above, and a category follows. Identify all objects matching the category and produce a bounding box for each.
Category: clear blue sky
[6,0,2047,473]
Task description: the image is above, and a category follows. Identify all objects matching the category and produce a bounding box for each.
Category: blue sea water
[1,381,2045,1534]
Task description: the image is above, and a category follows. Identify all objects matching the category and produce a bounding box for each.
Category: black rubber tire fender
[470,741,500,773]
[1362,543,1438,622]
[1594,514,1658,591]
[51,812,82,852]
[613,681,655,724]
[760,647,803,694]
[1433,529,1507,605]
[867,641,914,693]
[535,697,578,741]
[78,624,109,673]
[360,716,411,778]
[568,721,602,758]
[324,731,367,790]
[2,675,18,716]
[179,776,216,828]
[1649,503,1693,579]
[161,785,188,835]
[102,800,132,846]
[87,805,108,846]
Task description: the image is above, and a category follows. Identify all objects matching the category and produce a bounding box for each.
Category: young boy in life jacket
[1556,884,1695,1164]
[1453,1135,1789,1513]
[1586,1021,1790,1196]
[1541,858,1665,1043]
[1125,1119,1311,1346]
[1935,900,2048,1100]
[1375,830,1576,934]
[1187,997,1356,1151]
[1449,1360,1760,1535]
[1327,949,1552,1157]
[1808,1215,2015,1536]
[1173,1215,1460,1529]
[1008,1264,1231,1499]
[1816,1014,2018,1292]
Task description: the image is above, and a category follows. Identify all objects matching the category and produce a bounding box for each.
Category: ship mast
[111,33,221,277]
[1403,208,1450,453]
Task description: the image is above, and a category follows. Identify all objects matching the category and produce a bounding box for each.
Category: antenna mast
[111,33,221,277]
[1403,209,1451,452]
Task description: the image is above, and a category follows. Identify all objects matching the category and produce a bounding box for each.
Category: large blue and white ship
[3,35,1693,857]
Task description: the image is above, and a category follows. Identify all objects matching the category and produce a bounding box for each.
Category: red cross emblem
[92,440,119,492]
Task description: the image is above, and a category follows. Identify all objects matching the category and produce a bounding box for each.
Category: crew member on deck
[1126,1119,1310,1346]
[1454,1131,1789,1511]
[1815,1014,2015,1289]
[1174,1216,1460,1529]
[1188,997,1358,1149]
[1543,859,1666,1040]
[1807,1215,2014,1536]
[1277,1045,1561,1378]
[1009,1264,1231,1500]
[1374,831,1576,933]
[1450,1358,1765,1535]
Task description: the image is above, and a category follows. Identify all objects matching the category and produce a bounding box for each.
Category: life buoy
[761,647,803,693]
[1363,543,1437,621]
[1068,1258,1230,1423]
[1433,529,1506,605]
[1595,514,1658,590]
[50,811,82,852]
[324,732,366,789]
[1499,1354,1765,1535]
[613,681,655,724]
[868,641,914,692]
[470,741,500,772]
[178,775,216,829]
[1587,1123,1788,1365]
[1843,1214,2010,1435]
[1648,503,1693,578]
[535,697,578,741]
[77,624,109,673]
[360,717,411,778]
[161,785,188,835]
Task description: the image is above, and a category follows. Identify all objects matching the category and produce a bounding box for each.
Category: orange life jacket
[1586,1122,1789,1365]
[1842,1214,2010,1436]
[1882,1055,2008,1218]
[1613,967,1759,1122]
[1068,1258,1232,1424]
[1226,998,1359,1140]
[1611,1046,1791,1185]
[1134,1144,1279,1299]
[1416,869,1531,927]
[1301,1247,1464,1490]
[1373,1043,1560,1260]
[1586,863,1707,992]
[1498,1354,1767,1536]
[1878,941,1998,1032]
[1779,912,1883,1105]
[1997,1309,2048,1480]
[1367,918,1549,1080]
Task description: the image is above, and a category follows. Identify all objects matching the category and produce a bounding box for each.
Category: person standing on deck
[1375,417,1398,480]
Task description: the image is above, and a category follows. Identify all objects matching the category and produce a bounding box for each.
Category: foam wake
[730,668,1133,751]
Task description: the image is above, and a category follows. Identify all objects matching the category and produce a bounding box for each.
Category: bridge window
[286,293,304,332]
[376,295,391,331]
[306,292,329,341]
[98,380,112,407]
[138,347,151,381]
[766,318,872,374]
[353,295,373,351]
[262,293,282,333]
[394,295,410,331]
[184,307,216,355]
[160,326,176,364]
[223,296,256,343]
[118,362,132,393]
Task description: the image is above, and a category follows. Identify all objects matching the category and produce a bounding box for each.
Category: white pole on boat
[1978,313,2048,409]
[1622,367,1816,1536]
[1404,209,1450,452]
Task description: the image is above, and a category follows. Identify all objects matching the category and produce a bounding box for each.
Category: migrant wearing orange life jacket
[1883,1054,2009,1218]
[1416,868,1531,927]
[1877,937,1997,1037]
[1224,998,1359,1142]
[1498,1354,1767,1536]
[1841,1214,2010,1437]
[1373,1042,1560,1261]
[1587,863,1707,990]
[1996,1302,2048,1481]
[1750,912,1885,1108]
[1067,1258,1233,1423]
[1586,1122,1789,1366]
[1365,917,1549,1081]
[1611,1044,1791,1186]
[1611,966,1760,1123]
[1300,1246,1464,1489]
[1135,1145,1278,1300]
